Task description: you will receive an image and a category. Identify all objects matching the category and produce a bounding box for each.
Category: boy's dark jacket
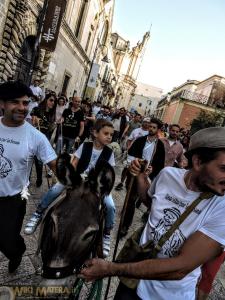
[76,142,113,174]
[128,135,165,179]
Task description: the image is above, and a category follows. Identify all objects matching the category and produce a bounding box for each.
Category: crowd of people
[0,80,225,300]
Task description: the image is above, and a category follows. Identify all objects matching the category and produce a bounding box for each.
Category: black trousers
[0,194,26,260]
[121,174,138,231]
[114,282,141,300]
[34,156,43,182]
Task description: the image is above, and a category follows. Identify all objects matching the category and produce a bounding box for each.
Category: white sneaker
[103,234,111,258]
[47,170,53,178]
[24,212,42,235]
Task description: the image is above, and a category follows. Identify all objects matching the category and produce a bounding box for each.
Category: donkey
[39,153,115,280]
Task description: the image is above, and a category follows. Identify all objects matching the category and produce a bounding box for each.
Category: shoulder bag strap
[143,191,214,256]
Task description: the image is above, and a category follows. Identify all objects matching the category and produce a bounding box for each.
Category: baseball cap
[143,117,151,122]
[185,127,225,158]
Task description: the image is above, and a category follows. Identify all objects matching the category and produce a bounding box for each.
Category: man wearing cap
[0,81,57,273]
[79,126,225,300]
[126,117,150,150]
[119,118,165,237]
[121,113,142,140]
[115,117,149,191]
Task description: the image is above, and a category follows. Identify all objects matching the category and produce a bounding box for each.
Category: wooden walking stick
[104,159,147,300]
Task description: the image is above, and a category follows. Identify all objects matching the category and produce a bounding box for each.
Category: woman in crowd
[81,101,95,142]
[53,96,67,147]
[31,93,57,187]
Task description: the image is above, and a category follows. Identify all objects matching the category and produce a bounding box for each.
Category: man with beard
[0,81,57,273]
[79,126,225,300]
[120,118,165,237]
[161,124,187,168]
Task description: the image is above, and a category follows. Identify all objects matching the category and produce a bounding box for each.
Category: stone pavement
[0,164,225,299]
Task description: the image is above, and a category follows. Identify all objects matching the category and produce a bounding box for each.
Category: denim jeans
[37,182,64,213]
[104,193,115,230]
[37,182,115,230]
[56,136,74,154]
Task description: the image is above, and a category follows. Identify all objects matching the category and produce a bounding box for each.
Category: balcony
[179,89,209,105]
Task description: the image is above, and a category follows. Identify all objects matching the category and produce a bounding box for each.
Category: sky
[112,0,225,93]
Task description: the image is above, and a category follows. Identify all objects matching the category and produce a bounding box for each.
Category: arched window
[75,0,89,38]
[15,35,37,84]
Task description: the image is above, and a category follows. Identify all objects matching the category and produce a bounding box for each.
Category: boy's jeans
[56,137,74,154]
[37,182,115,230]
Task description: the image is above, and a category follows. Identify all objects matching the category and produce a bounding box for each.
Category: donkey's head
[40,153,115,279]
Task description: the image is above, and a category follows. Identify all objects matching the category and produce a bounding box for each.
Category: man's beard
[148,131,155,136]
[195,177,220,196]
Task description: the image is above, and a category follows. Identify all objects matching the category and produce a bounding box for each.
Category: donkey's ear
[56,153,81,187]
[88,160,115,197]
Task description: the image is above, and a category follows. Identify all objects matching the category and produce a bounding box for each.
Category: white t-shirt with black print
[137,167,225,300]
[0,118,57,197]
[128,127,149,141]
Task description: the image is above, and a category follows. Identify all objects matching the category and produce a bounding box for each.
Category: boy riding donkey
[25,119,116,257]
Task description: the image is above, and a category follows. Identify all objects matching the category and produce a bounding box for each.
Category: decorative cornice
[61,18,90,65]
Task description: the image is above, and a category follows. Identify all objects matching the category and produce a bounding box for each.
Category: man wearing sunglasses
[0,80,57,274]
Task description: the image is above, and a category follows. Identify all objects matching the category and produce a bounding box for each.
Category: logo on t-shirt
[0,144,12,178]
[151,207,186,257]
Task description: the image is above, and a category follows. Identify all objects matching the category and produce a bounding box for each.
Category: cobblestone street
[0,164,225,299]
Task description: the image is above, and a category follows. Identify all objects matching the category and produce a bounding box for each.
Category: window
[75,0,88,38]
[101,21,109,45]
[62,74,71,95]
[85,32,91,52]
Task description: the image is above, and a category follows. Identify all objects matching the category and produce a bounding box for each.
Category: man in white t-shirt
[0,81,57,274]
[79,126,225,300]
[29,79,44,101]
[25,95,39,124]
[92,101,102,116]
[115,117,150,191]
[127,117,150,150]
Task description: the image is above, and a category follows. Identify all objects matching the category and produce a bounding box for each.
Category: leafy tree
[190,109,225,135]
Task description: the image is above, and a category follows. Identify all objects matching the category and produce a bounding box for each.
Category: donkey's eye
[82,230,98,241]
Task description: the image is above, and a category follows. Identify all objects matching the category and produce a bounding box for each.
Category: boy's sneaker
[47,170,53,178]
[102,234,111,258]
[24,212,42,235]
[115,183,123,191]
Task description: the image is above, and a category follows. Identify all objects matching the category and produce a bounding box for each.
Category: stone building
[128,81,163,116]
[155,75,225,128]
[0,0,115,98]
[110,31,150,109]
